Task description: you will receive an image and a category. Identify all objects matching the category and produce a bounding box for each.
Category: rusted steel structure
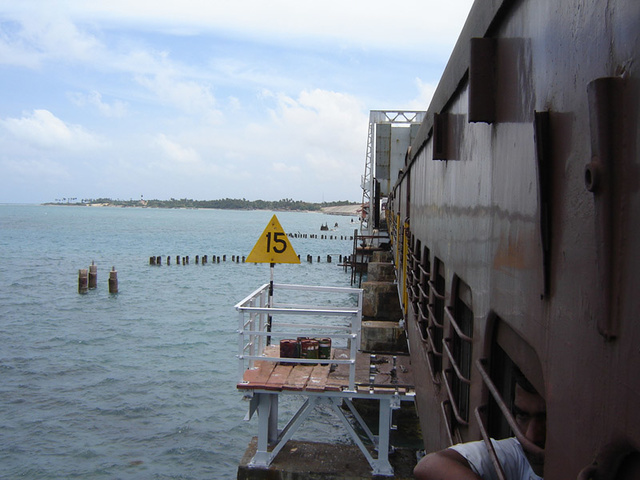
[382,0,639,478]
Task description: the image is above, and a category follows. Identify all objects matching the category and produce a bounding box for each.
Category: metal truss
[360,111,426,235]
[245,388,414,477]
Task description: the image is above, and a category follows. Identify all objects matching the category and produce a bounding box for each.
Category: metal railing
[236,283,363,391]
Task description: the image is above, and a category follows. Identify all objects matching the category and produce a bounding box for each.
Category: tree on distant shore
[45,197,359,211]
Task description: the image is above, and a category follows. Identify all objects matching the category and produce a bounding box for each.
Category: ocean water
[0,205,359,480]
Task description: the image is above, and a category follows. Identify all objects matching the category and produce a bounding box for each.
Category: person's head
[513,369,546,475]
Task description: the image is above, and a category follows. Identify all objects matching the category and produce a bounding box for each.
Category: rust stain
[493,231,533,270]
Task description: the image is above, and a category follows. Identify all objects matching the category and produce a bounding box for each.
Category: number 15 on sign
[246,215,300,264]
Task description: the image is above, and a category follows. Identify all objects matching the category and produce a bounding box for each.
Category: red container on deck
[299,339,319,359]
[280,339,299,358]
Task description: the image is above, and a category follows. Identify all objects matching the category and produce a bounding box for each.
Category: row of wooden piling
[79,251,357,292]
[289,233,354,240]
[303,255,340,263]
[149,254,350,266]
[78,262,118,294]
[150,255,241,265]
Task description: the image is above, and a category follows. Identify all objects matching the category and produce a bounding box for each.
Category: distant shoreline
[319,205,361,216]
[40,200,362,216]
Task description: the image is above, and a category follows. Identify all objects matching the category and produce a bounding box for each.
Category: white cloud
[406,78,439,111]
[1,1,474,60]
[0,25,42,68]
[135,72,220,118]
[264,88,366,150]
[68,91,129,118]
[0,109,104,151]
[52,0,472,52]
[0,9,222,121]
[0,0,474,203]
[153,133,202,166]
[1,157,71,181]
[272,162,301,173]
[0,11,104,67]
[235,88,367,195]
[306,150,360,181]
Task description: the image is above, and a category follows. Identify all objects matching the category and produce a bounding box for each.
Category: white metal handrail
[236,283,363,391]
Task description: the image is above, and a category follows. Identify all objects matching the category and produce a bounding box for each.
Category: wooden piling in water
[78,268,88,293]
[89,262,97,289]
[142,242,360,268]
[108,267,118,294]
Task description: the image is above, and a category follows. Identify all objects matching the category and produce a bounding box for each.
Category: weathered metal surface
[381,0,640,478]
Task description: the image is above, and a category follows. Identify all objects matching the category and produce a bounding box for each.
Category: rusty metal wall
[387,0,640,478]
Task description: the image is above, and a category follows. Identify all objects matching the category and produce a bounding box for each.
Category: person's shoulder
[489,437,527,460]
[494,437,521,450]
[493,438,542,479]
[451,438,518,455]
[450,439,488,456]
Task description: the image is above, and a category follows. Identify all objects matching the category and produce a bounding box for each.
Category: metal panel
[375,123,392,191]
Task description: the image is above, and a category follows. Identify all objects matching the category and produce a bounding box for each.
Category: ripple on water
[0,206,358,480]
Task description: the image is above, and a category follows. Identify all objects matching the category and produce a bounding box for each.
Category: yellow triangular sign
[246,215,300,264]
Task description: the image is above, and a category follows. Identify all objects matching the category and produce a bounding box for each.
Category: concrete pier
[366,262,395,283]
[108,267,118,294]
[360,320,407,353]
[238,438,417,480]
[88,262,97,289]
[78,268,88,294]
[361,282,401,320]
[360,250,408,354]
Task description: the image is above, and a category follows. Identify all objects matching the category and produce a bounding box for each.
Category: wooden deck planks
[237,348,415,395]
[305,364,332,392]
[282,365,314,391]
[264,364,293,391]
[237,359,277,390]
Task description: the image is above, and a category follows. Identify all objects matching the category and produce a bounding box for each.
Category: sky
[0,0,474,204]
